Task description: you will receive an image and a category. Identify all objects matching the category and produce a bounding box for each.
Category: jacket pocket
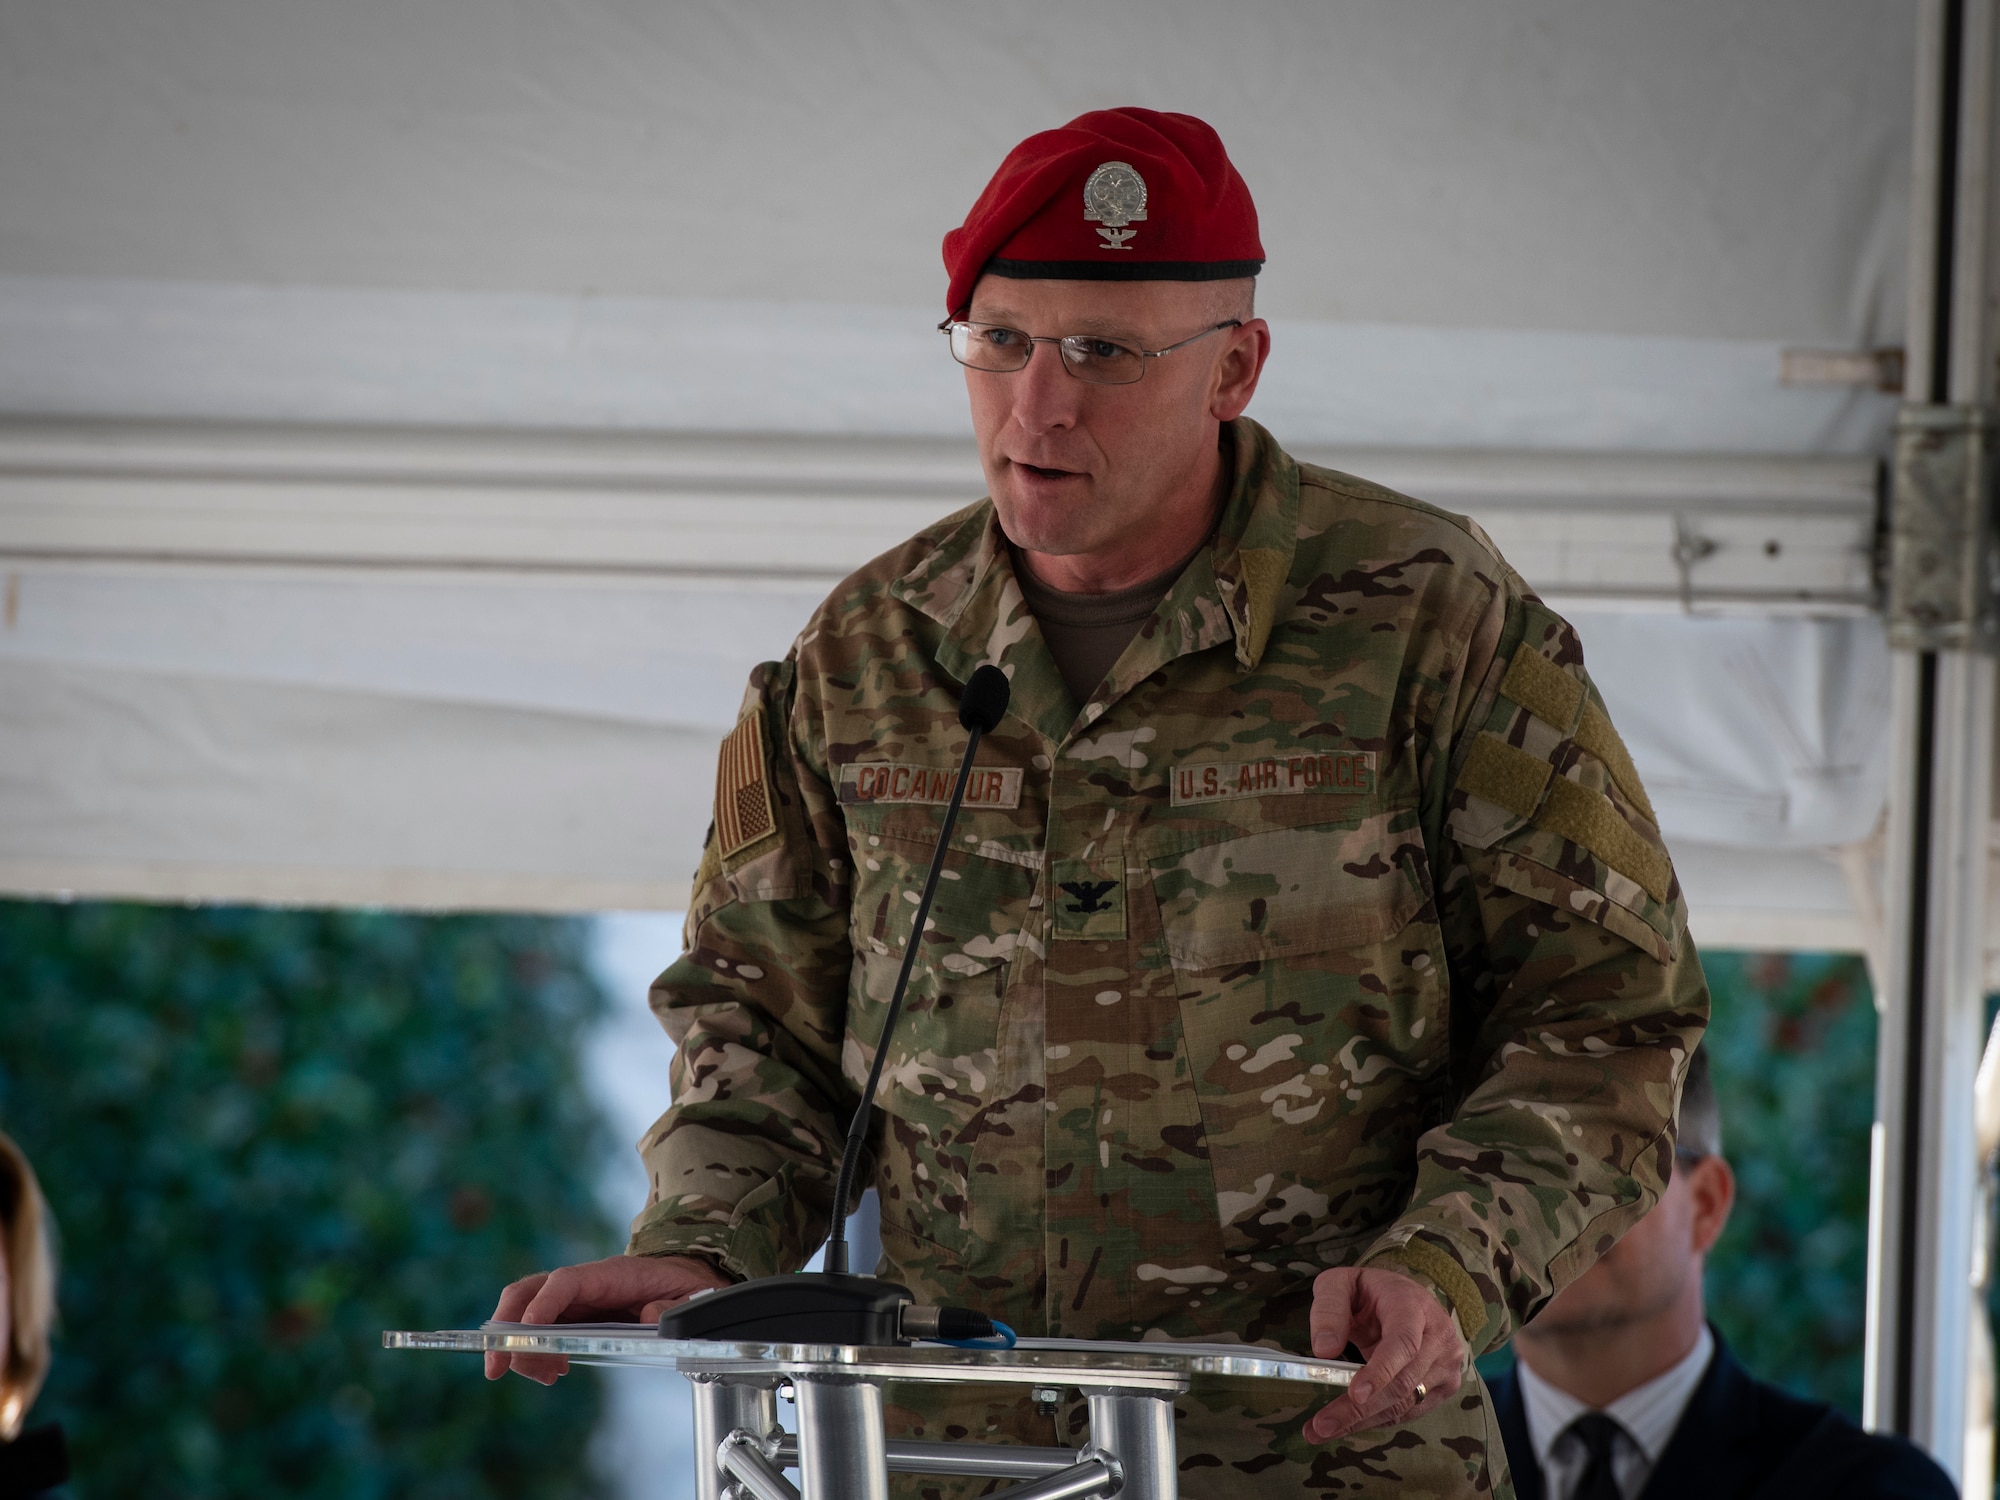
[847,819,1039,1271]
[844,818,1038,1098]
[1150,815,1444,1259]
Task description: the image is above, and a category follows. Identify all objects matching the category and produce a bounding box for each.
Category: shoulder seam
[802,499,986,636]
[1296,464,1508,570]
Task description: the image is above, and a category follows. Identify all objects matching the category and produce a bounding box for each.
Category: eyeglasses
[938,317,1242,386]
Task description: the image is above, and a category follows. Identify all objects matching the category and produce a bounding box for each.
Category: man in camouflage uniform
[490,109,1708,1499]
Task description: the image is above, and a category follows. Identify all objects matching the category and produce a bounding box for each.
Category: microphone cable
[822,663,1012,1277]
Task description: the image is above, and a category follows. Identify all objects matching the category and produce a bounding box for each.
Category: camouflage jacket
[629,416,1709,1359]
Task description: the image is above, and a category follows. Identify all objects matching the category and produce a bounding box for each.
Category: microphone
[824,662,1008,1274]
[657,664,1012,1345]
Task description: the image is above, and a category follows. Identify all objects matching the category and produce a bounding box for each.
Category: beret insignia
[1083,160,1147,250]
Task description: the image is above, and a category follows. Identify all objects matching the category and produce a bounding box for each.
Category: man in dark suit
[1487,1048,1956,1500]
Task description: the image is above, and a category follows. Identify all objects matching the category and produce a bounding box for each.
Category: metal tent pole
[1866,0,2000,1476]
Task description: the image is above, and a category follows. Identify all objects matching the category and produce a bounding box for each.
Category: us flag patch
[714,708,776,859]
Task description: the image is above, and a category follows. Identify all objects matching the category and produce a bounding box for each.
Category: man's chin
[990,492,1100,557]
[1520,1305,1643,1340]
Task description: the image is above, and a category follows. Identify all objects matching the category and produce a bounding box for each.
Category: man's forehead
[967,276,1212,332]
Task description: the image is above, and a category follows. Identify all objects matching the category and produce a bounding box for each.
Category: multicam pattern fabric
[630,417,1710,1496]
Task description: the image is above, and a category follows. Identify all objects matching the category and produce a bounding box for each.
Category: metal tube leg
[720,1434,802,1500]
[794,1375,889,1500]
[1087,1388,1177,1500]
[690,1376,778,1500]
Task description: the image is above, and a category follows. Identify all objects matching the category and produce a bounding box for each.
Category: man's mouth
[1016,462,1081,481]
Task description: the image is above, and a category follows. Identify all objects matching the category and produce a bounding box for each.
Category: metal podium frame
[385,1327,1357,1500]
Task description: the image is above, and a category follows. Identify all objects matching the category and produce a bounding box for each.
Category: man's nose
[1007,341,1081,434]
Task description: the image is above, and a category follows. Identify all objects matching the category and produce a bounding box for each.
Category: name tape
[1171,751,1376,806]
[838,761,1024,809]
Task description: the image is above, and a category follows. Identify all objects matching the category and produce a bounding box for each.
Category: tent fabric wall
[0,276,1901,455]
[0,564,1895,951]
[0,435,1894,952]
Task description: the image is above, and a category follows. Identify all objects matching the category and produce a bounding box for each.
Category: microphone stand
[658,666,1011,1346]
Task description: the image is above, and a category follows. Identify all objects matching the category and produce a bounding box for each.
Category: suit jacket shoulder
[1487,1337,1957,1500]
[1650,1339,1956,1500]
[1747,1402,1958,1500]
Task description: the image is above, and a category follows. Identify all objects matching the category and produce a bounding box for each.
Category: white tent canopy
[0,3,1912,340]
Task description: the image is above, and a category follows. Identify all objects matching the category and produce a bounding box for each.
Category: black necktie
[1565,1411,1625,1500]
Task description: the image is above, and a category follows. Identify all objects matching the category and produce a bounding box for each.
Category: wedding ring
[1413,1383,1427,1401]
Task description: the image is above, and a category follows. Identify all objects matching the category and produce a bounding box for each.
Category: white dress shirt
[1517,1324,1715,1500]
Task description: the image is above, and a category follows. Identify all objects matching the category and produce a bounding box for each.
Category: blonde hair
[0,1132,55,1441]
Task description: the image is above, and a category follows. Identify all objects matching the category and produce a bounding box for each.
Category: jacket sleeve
[1359,579,1709,1354]
[623,656,859,1281]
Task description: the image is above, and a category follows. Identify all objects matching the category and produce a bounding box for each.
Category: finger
[1303,1271,1467,1442]
[1346,1317,1423,1420]
[505,1267,592,1382]
[1304,1390,1360,1444]
[485,1273,550,1380]
[1371,1324,1466,1428]
[511,1352,571,1385]
[1304,1351,1426,1443]
[1310,1323,1425,1440]
[1308,1269,1361,1360]
[1404,1356,1462,1423]
[1306,1353,1461,1444]
[493,1272,551,1324]
[521,1266,588,1326]
[640,1286,705,1323]
[502,1267,597,1383]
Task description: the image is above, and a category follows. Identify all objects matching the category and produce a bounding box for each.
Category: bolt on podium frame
[385,1327,1356,1500]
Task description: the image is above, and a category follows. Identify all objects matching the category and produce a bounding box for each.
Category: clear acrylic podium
[385,1325,1357,1500]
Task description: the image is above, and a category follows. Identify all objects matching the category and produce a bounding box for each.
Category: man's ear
[1687,1155,1736,1257]
[1209,319,1271,422]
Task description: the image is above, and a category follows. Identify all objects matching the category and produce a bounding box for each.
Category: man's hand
[484,1253,734,1384]
[1304,1266,1468,1442]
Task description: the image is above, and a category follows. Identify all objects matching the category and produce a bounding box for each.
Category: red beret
[941,107,1264,317]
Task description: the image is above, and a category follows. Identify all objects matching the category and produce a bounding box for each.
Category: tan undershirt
[1010,544,1198,709]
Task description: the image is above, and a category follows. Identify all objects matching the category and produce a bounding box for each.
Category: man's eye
[1074,338,1132,361]
[981,326,1024,348]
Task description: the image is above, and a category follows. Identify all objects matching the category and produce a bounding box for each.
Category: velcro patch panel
[1499,648,1585,731]
[1050,855,1126,941]
[1456,733,1552,820]
[1456,732,1670,904]
[715,708,777,860]
[1536,776,1671,903]
[1574,703,1658,825]
[838,761,1023,809]
[1500,646,1657,827]
[1170,751,1376,806]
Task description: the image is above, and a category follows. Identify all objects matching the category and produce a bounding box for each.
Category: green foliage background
[1480,950,1879,1419]
[0,900,623,1499]
[1,899,1891,1487]
[1699,951,1878,1416]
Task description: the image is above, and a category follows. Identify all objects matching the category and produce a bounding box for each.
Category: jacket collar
[1492,1326,1753,1500]
[1489,1364,1542,1500]
[1638,1328,1755,1499]
[887,416,1301,744]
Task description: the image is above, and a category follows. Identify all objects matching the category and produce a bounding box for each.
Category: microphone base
[656,1272,915,1346]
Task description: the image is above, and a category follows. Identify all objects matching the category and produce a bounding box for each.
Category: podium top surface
[384,1325,1360,1394]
